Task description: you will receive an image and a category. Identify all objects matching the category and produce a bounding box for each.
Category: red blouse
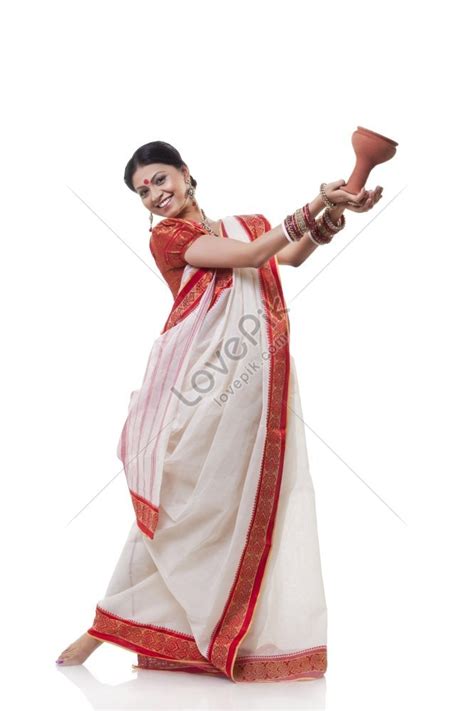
[149,217,211,300]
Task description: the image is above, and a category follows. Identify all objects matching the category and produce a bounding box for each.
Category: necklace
[200,209,221,238]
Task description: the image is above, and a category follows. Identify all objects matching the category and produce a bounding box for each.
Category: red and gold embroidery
[88,605,208,663]
[134,646,327,682]
[87,605,327,683]
[161,269,213,332]
[129,489,159,538]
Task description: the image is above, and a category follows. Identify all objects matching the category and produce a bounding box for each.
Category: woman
[56,141,382,682]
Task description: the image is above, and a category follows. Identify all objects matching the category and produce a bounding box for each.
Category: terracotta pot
[343,126,398,196]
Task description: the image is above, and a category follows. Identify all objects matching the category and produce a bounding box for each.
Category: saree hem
[133,646,327,682]
[87,612,327,683]
[133,654,327,682]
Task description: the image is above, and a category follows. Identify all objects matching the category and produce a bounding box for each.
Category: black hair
[123,140,197,193]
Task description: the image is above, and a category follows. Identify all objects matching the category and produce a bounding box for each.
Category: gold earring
[186,179,196,203]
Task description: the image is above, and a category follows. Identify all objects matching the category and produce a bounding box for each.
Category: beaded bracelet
[320,183,337,209]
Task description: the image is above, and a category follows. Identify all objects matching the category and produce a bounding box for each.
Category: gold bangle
[317,217,334,241]
[320,183,336,209]
[323,208,345,232]
[295,207,308,237]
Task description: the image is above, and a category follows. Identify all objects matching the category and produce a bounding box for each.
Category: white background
[1,0,473,709]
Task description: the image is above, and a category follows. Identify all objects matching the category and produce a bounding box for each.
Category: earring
[149,211,154,232]
[186,179,196,204]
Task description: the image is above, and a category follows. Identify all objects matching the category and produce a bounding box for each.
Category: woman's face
[132,163,189,217]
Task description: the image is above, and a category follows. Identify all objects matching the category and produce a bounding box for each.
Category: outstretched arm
[184,193,329,269]
[184,183,370,269]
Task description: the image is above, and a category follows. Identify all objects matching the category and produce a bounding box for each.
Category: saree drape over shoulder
[87,215,328,683]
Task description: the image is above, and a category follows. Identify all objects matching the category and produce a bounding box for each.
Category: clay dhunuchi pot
[343,126,398,196]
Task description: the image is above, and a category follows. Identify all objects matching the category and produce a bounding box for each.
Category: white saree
[87,214,328,682]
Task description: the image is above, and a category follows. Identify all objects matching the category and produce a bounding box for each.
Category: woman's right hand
[323,179,368,205]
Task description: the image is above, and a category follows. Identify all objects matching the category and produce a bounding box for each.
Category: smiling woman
[56,139,380,681]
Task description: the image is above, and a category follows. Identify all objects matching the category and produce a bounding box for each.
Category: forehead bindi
[135,169,167,192]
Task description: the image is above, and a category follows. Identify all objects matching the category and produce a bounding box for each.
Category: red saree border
[205,214,291,681]
[134,646,327,682]
[87,604,327,682]
[87,604,209,663]
[133,660,226,677]
[128,489,159,538]
[161,269,213,333]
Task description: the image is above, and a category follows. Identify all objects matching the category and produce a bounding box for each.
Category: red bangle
[302,202,316,230]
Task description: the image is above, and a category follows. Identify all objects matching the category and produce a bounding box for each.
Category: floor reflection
[56,663,327,710]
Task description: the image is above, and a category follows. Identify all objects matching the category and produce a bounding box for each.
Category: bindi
[143,178,150,184]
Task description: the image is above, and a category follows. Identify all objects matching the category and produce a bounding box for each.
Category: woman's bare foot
[56,632,103,666]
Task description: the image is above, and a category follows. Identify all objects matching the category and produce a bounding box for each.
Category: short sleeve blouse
[149,218,208,299]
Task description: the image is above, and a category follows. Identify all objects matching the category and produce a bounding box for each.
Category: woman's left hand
[344,185,383,212]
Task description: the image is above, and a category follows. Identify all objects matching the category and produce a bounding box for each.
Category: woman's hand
[323,179,368,206]
[344,185,383,212]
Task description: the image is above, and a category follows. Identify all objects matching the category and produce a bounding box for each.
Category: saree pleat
[87,215,327,682]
